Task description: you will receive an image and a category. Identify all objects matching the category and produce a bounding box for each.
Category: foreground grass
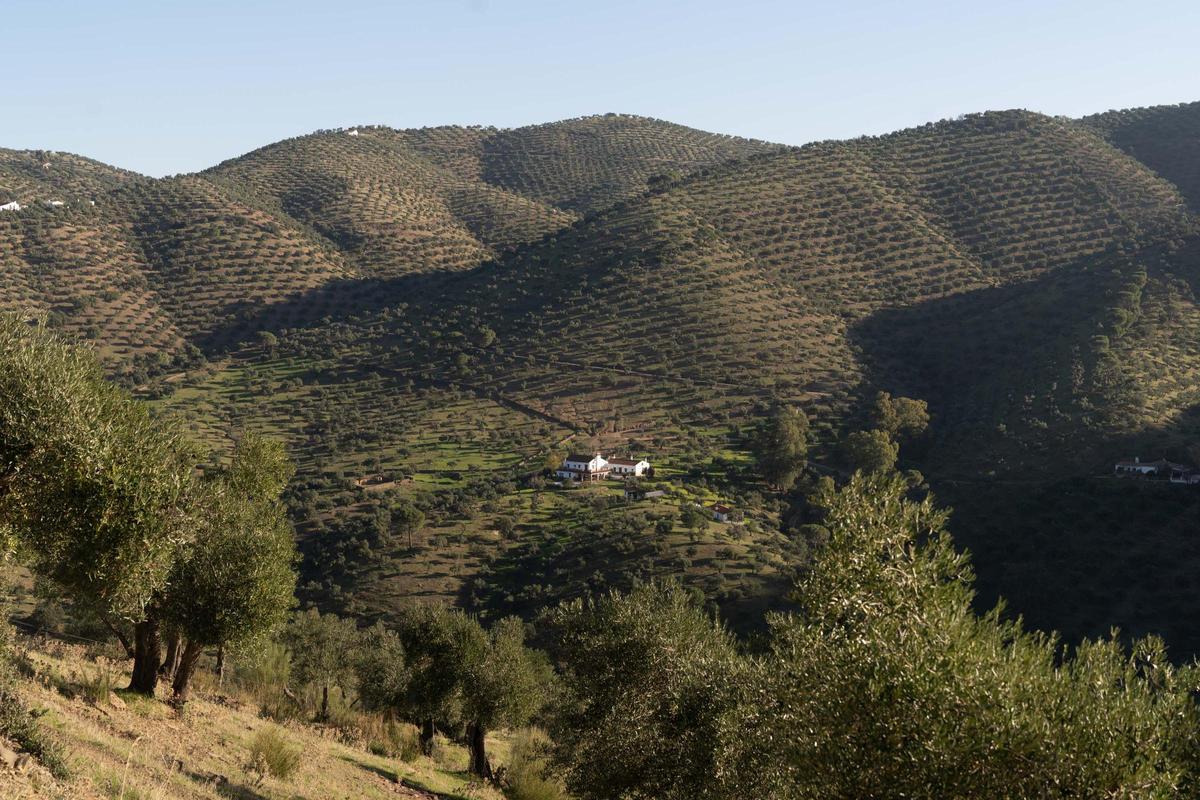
[0,637,505,800]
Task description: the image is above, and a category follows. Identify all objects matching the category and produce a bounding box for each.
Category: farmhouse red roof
[565,454,597,463]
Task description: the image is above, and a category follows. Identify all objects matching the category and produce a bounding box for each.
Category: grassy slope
[1,637,507,800]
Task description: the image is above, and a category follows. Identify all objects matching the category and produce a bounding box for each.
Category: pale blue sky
[2,0,1197,176]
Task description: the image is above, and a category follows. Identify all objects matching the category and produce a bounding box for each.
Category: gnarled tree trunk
[170,640,205,706]
[467,722,492,780]
[129,618,162,695]
[420,718,436,756]
[159,631,181,680]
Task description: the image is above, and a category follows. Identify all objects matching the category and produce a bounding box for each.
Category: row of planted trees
[0,314,297,704]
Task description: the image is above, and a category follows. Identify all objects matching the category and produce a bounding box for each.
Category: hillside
[204,115,782,276]
[0,635,511,800]
[384,110,1193,452]
[0,148,142,204]
[1082,101,1200,211]
[6,103,1200,659]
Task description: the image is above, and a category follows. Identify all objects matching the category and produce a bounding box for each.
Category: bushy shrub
[80,659,117,704]
[0,613,70,778]
[503,728,570,800]
[247,726,302,783]
[364,718,421,762]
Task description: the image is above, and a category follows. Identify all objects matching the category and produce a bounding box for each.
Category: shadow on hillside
[847,242,1200,661]
[181,769,267,800]
[338,753,399,782]
[463,527,794,641]
[337,754,455,798]
[194,268,472,354]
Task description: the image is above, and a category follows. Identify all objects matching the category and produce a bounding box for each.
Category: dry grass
[0,636,506,800]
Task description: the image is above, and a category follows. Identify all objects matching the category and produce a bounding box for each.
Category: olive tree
[840,428,899,474]
[285,608,358,720]
[162,434,298,705]
[353,623,408,713]
[454,615,546,779]
[0,315,197,694]
[394,604,467,754]
[551,583,750,800]
[756,473,1200,797]
[871,391,930,439]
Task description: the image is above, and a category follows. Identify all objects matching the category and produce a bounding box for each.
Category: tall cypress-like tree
[753,404,809,490]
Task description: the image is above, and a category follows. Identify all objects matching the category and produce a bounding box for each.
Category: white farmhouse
[1114,457,1167,476]
[347,129,360,137]
[556,453,610,482]
[555,452,654,483]
[45,200,64,207]
[608,457,650,477]
[0,201,21,212]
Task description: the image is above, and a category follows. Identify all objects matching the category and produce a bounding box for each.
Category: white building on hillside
[608,457,650,477]
[556,453,610,482]
[0,201,21,212]
[555,453,652,482]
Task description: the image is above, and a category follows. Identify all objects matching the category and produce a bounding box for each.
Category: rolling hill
[5,102,1200,655]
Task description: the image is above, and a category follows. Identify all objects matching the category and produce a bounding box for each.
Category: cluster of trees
[282,605,547,779]
[551,473,1200,798]
[0,315,297,704]
[752,392,929,488]
[841,391,929,475]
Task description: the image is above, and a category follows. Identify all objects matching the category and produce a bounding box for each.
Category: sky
[2,0,1198,177]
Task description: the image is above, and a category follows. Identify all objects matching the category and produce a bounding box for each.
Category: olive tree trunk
[214,645,227,687]
[467,722,492,780]
[159,631,181,680]
[170,640,205,706]
[129,618,162,695]
[420,718,436,756]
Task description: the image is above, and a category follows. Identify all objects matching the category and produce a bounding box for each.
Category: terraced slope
[1081,102,1200,211]
[205,115,781,276]
[394,111,1193,445]
[465,114,782,213]
[856,111,1190,282]
[103,176,354,347]
[0,203,186,369]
